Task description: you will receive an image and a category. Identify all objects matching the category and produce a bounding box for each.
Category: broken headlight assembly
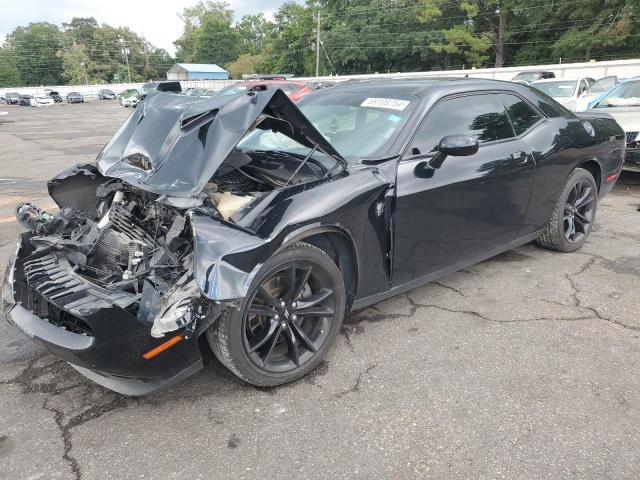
[151,298,195,338]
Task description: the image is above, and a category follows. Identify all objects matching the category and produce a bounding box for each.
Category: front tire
[207,242,345,387]
[537,167,597,252]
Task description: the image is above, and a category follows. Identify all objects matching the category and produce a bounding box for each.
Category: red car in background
[212,80,313,101]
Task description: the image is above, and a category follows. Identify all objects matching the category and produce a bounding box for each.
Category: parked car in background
[4,92,21,104]
[118,89,138,107]
[531,77,595,111]
[512,71,555,84]
[98,89,116,100]
[18,95,33,106]
[137,81,182,101]
[29,95,54,107]
[589,77,640,171]
[120,89,139,108]
[66,92,84,103]
[48,91,63,103]
[4,79,624,394]
[575,76,626,112]
[211,80,312,101]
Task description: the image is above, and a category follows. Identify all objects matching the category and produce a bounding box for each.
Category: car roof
[232,80,306,86]
[515,71,553,75]
[318,78,524,97]
[531,78,577,83]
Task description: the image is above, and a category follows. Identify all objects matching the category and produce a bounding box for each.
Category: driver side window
[409,94,514,155]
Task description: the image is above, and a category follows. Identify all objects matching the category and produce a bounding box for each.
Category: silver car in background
[589,78,640,171]
[531,78,595,111]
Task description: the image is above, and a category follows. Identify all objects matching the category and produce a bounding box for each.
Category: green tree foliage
[2,0,640,87]
[551,0,639,61]
[57,41,91,84]
[0,48,21,86]
[4,22,64,85]
[226,53,259,79]
[0,16,174,87]
[175,1,240,65]
[236,14,273,55]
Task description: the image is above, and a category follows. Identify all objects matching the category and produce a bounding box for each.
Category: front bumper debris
[3,233,206,395]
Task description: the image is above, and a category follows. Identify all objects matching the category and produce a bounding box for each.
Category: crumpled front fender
[189,212,270,301]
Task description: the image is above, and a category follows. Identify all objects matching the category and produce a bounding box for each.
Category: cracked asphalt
[1,102,640,480]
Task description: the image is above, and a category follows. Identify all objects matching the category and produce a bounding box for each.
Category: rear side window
[499,93,542,136]
[410,94,514,154]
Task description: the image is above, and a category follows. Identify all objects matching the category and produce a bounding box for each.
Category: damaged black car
[2,79,625,395]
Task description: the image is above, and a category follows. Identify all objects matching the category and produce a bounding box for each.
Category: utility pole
[119,37,132,83]
[315,10,321,78]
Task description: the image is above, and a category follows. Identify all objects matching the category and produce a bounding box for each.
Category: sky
[0,0,288,56]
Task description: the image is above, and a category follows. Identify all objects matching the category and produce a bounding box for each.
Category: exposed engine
[16,184,200,338]
[13,147,330,339]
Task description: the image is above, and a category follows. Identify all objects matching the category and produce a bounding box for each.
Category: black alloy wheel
[207,242,345,386]
[537,167,598,252]
[243,261,336,372]
[563,178,595,244]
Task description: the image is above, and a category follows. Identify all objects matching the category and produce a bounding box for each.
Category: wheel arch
[280,225,359,314]
[576,158,602,193]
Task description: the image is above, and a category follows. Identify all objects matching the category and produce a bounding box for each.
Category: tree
[4,22,63,85]
[57,41,90,84]
[148,48,175,79]
[62,17,98,47]
[259,2,315,75]
[0,48,21,87]
[175,1,240,65]
[236,14,273,55]
[551,1,639,62]
[226,53,259,79]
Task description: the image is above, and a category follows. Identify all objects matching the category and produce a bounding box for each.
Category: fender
[190,169,392,303]
[189,216,361,302]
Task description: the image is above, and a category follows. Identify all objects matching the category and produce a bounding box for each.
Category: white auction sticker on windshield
[361,97,410,111]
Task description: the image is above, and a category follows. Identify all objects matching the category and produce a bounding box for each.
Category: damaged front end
[2,89,349,395]
[4,167,217,395]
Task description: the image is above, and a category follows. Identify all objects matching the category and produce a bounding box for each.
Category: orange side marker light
[142,335,183,360]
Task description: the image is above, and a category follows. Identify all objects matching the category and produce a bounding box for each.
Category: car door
[392,92,538,285]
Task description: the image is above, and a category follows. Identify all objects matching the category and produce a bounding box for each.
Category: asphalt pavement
[1,101,639,480]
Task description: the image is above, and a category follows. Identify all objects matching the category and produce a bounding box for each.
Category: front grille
[24,254,89,300]
[626,131,638,144]
[16,252,139,335]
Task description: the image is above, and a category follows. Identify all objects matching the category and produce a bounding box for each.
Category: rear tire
[536,167,597,252]
[206,242,345,387]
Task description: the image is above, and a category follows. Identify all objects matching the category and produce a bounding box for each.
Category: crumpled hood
[97,89,344,198]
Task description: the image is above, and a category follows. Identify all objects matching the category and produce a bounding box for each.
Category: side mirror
[430,134,479,169]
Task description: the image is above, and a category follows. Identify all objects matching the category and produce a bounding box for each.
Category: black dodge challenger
[2,79,625,395]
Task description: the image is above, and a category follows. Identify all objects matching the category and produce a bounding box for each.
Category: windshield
[596,80,640,107]
[587,77,617,95]
[533,80,576,98]
[238,91,418,161]
[514,72,541,82]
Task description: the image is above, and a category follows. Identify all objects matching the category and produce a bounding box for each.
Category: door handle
[510,151,529,164]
